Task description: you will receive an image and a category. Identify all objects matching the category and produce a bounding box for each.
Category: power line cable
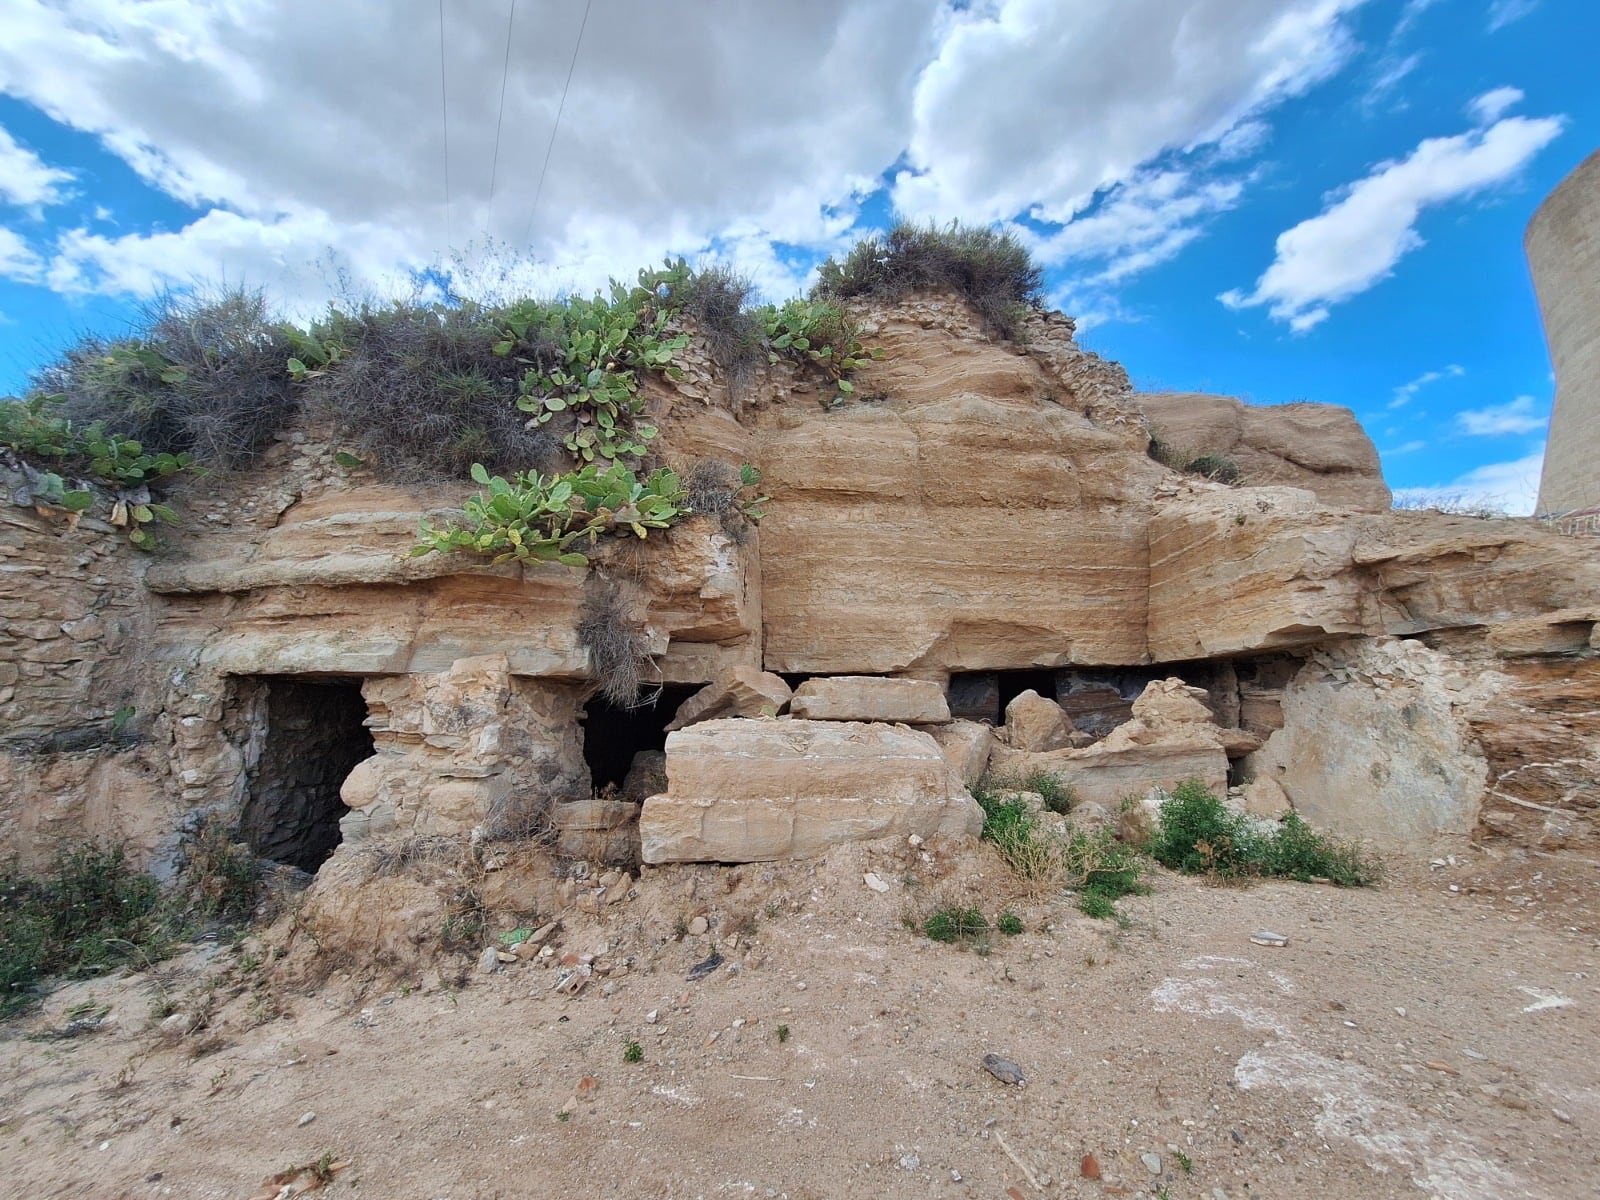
[522,0,592,247]
[486,0,519,229]
[438,0,452,247]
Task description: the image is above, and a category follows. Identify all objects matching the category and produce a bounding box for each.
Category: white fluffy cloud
[0,227,44,281]
[893,0,1362,225]
[1457,395,1546,436]
[0,126,72,209]
[1393,448,1545,516]
[1220,92,1563,330]
[0,0,1368,310]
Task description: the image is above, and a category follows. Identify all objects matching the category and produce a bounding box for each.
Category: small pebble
[296,1112,316,1127]
[1142,1151,1163,1174]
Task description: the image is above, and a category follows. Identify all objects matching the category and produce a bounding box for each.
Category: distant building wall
[1528,148,1600,515]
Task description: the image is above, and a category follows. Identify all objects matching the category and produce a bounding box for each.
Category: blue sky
[0,0,1593,512]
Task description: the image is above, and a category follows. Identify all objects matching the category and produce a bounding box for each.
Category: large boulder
[930,719,994,787]
[790,676,951,724]
[1242,639,1491,848]
[1003,689,1075,751]
[639,719,982,863]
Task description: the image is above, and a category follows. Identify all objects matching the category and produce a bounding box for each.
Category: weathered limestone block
[639,719,983,863]
[790,676,950,724]
[1137,393,1392,511]
[665,665,792,731]
[757,366,1160,675]
[930,719,994,787]
[1242,639,1491,848]
[1131,678,1214,725]
[340,657,588,839]
[1003,689,1074,751]
[1148,491,1600,661]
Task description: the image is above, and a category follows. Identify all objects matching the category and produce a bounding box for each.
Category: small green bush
[1021,769,1075,815]
[923,905,988,945]
[295,300,558,482]
[1150,779,1377,885]
[996,911,1024,936]
[814,221,1043,339]
[623,1039,644,1063]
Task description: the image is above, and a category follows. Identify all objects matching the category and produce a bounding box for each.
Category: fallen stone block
[640,718,981,862]
[664,665,792,732]
[789,676,951,724]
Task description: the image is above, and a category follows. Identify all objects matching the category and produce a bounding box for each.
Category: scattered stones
[477,946,501,974]
[687,916,709,937]
[981,1053,1027,1086]
[645,1009,659,1024]
[1141,1151,1163,1175]
[863,872,891,893]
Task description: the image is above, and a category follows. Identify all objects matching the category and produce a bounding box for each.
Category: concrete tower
[1528,148,1600,515]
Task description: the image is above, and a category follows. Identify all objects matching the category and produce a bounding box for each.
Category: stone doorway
[240,678,374,871]
[581,685,699,794]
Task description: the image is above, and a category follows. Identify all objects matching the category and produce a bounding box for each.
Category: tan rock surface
[640,718,982,863]
[929,719,994,787]
[789,676,950,723]
[1243,639,1491,848]
[665,666,792,731]
[1138,392,1392,511]
[756,301,1160,675]
[1003,689,1074,751]
[1148,491,1600,661]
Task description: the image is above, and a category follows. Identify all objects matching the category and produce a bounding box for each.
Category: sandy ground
[3,836,1599,1200]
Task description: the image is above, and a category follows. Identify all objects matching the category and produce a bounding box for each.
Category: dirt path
[4,840,1598,1200]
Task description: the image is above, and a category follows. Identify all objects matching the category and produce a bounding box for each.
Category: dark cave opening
[240,677,374,872]
[581,685,700,794]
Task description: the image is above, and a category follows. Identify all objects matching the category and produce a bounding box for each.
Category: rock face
[4,291,1597,870]
[639,719,982,863]
[1242,640,1491,848]
[790,676,951,724]
[1137,393,1392,512]
[1148,489,1600,661]
[756,301,1159,675]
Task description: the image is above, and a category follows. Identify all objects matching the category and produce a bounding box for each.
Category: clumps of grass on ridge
[813,220,1043,339]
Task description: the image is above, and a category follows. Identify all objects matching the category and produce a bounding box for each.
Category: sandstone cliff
[2,290,1594,872]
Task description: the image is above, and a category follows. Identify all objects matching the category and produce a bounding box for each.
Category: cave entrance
[240,677,374,872]
[582,685,699,796]
[949,670,1061,725]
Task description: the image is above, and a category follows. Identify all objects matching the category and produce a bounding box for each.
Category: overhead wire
[438,0,452,247]
[486,0,518,228]
[522,0,593,247]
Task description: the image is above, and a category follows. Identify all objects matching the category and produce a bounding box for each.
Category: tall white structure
[1528,148,1600,515]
